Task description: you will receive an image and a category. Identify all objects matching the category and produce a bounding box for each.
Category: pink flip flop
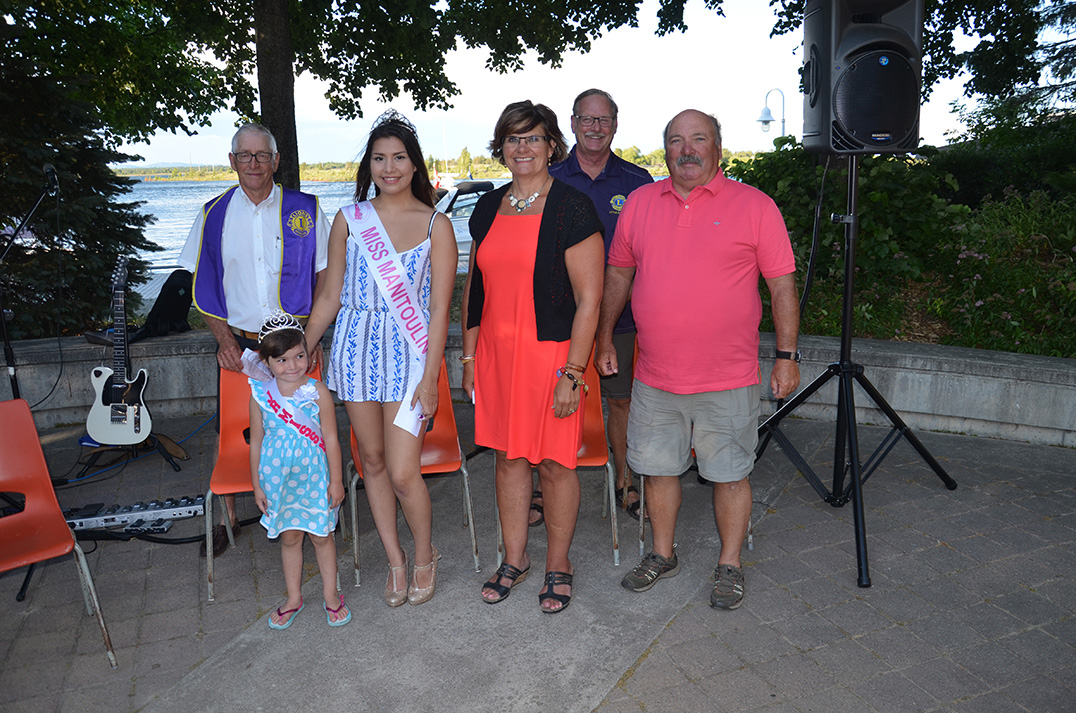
[324,594,352,627]
[268,597,304,630]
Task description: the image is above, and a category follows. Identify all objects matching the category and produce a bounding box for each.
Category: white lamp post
[757,88,786,136]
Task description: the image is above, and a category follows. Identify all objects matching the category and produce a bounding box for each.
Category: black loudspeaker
[802,0,923,154]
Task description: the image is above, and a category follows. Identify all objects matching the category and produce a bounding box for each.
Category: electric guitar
[87,257,152,445]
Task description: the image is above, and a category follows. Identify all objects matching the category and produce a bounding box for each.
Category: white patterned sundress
[250,377,336,538]
[327,206,434,402]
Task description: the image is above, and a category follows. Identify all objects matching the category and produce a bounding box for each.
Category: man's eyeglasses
[504,135,549,146]
[233,151,276,164]
[575,115,615,128]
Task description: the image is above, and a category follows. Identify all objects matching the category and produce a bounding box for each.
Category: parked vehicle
[434,180,495,269]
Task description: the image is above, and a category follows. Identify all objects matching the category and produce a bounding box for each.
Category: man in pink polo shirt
[596,109,801,610]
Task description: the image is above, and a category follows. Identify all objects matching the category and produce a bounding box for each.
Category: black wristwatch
[775,349,801,363]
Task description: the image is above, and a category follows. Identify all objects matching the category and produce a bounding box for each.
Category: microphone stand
[1,173,58,400]
[755,154,957,587]
[3,171,57,602]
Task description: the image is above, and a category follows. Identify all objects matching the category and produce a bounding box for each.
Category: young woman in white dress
[305,111,457,606]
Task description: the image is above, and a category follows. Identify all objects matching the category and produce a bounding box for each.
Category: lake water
[127,180,359,269]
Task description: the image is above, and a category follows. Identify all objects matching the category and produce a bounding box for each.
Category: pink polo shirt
[608,169,795,394]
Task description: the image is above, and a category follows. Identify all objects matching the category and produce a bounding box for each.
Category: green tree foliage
[0,55,159,338]
[1,1,230,144]
[7,1,1056,189]
[769,1,1045,101]
[1040,0,1076,105]
[458,147,473,176]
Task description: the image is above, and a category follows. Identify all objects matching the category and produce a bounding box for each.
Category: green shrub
[927,113,1076,207]
[723,137,967,283]
[927,189,1076,357]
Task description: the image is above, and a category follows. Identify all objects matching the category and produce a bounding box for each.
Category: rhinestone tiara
[258,310,304,341]
[371,108,417,135]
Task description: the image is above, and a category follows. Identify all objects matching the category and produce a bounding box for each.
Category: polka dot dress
[250,377,336,538]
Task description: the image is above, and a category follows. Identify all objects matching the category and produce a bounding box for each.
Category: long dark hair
[354,119,435,207]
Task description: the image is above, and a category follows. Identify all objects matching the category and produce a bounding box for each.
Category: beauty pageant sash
[249,375,327,452]
[343,201,428,436]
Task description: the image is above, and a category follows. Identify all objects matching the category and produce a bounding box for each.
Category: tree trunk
[254,0,300,190]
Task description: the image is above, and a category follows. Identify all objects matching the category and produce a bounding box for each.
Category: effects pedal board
[64,495,205,531]
[123,519,172,534]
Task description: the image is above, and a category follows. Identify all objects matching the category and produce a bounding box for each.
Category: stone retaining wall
[4,327,1073,447]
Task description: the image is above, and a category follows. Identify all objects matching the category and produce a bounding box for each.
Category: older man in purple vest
[179,123,329,557]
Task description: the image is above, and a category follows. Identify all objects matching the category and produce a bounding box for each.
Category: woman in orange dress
[461,100,604,613]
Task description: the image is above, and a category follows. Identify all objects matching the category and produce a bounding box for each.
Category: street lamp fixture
[757,88,786,136]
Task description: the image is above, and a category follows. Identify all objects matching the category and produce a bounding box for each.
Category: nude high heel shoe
[407,547,440,606]
[384,551,408,607]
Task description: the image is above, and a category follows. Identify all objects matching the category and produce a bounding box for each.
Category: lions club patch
[286,209,314,238]
[610,194,627,213]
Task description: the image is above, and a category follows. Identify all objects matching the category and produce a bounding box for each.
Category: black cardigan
[466,178,603,341]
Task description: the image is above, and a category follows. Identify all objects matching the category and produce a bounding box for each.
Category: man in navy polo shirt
[549,89,653,521]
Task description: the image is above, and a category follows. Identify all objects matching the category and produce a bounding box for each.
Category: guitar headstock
[113,256,129,292]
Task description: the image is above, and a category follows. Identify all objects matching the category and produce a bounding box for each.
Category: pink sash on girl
[249,376,326,452]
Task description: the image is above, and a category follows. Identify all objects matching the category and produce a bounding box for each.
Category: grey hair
[662,111,722,148]
[231,123,278,154]
[572,88,619,119]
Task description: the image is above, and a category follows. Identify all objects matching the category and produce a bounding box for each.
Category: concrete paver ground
[2,402,1074,712]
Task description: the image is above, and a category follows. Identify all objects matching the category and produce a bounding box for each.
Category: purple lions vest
[193,185,319,320]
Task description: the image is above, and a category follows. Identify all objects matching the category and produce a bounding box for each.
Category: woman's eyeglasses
[504,135,549,146]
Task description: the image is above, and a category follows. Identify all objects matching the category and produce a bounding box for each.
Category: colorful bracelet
[562,361,586,374]
[458,353,476,364]
[556,367,589,393]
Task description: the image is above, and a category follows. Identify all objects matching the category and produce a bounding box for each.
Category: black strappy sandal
[481,562,530,604]
[528,489,544,527]
[616,485,642,521]
[539,571,573,614]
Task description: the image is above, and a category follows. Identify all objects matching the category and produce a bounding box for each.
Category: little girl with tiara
[247,311,349,629]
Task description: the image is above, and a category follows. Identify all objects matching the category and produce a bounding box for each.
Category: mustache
[676,155,704,167]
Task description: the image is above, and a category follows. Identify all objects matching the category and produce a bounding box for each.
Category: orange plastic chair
[493,358,621,567]
[576,359,620,564]
[205,364,327,601]
[0,399,117,668]
[345,358,479,585]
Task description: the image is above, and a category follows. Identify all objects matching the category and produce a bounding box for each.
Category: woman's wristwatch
[775,349,801,362]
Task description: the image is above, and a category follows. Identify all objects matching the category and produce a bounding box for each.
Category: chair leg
[606,462,619,566]
[205,488,215,602]
[602,460,610,519]
[638,475,646,557]
[219,494,236,546]
[72,543,117,668]
[458,455,481,573]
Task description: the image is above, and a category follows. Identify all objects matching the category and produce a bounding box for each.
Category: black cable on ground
[53,413,216,488]
[72,514,262,546]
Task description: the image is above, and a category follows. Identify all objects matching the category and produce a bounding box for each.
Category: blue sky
[122,0,972,166]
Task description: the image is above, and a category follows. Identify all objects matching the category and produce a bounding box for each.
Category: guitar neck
[112,288,128,382]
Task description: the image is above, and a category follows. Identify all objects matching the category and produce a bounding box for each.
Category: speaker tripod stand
[755,154,957,588]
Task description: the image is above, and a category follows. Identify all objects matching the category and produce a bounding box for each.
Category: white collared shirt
[179,185,330,332]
